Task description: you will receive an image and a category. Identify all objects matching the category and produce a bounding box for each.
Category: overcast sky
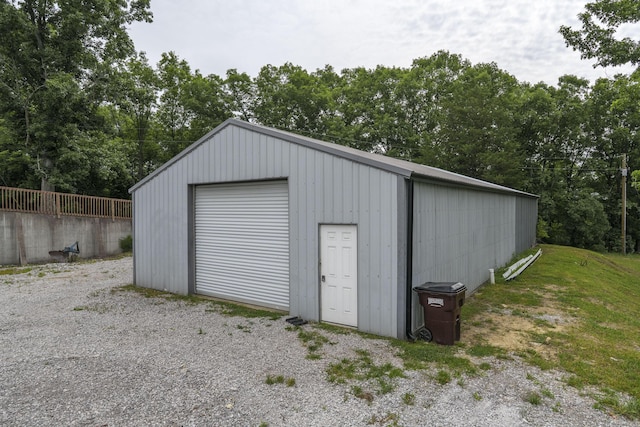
[128,0,637,86]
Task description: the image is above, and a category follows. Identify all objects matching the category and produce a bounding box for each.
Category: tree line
[1,0,639,252]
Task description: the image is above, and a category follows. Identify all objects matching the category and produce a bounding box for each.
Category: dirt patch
[465,306,575,359]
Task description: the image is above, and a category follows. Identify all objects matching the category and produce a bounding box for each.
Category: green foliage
[297,329,331,358]
[435,370,452,385]
[326,349,406,400]
[466,344,506,359]
[265,374,296,387]
[265,374,285,385]
[560,0,640,68]
[402,392,415,405]
[114,284,283,319]
[425,62,526,188]
[313,322,352,335]
[536,218,550,241]
[154,51,232,160]
[367,412,399,425]
[555,189,610,251]
[0,0,152,191]
[0,266,32,275]
[253,62,336,137]
[633,170,640,192]
[119,235,133,252]
[524,391,542,405]
[351,385,374,403]
[391,338,478,377]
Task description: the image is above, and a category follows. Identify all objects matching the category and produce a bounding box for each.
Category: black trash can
[413,282,466,345]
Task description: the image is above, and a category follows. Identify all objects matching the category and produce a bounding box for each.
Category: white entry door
[320,225,358,327]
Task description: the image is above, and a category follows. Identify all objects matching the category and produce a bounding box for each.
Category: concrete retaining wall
[0,211,132,265]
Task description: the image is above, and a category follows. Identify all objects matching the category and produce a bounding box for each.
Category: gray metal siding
[132,125,400,338]
[287,146,400,337]
[133,163,190,294]
[515,196,538,253]
[410,182,517,331]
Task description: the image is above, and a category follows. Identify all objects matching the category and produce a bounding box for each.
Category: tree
[0,0,152,191]
[586,74,640,251]
[0,117,31,187]
[110,53,160,182]
[155,52,231,160]
[225,69,256,122]
[337,65,409,156]
[403,51,470,163]
[182,71,230,144]
[560,2,640,251]
[560,0,640,68]
[253,63,333,136]
[156,51,194,158]
[425,62,526,188]
[549,188,611,251]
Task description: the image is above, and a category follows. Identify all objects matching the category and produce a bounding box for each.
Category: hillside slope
[464,244,640,417]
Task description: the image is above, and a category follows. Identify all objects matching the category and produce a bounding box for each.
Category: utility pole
[621,154,627,255]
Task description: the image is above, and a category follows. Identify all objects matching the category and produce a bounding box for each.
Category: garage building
[129,119,537,339]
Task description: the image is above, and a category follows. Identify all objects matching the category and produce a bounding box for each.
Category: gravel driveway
[1,257,637,427]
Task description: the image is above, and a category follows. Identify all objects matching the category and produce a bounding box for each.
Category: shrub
[119,235,133,252]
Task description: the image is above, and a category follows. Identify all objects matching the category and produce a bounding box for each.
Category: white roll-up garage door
[195,180,289,310]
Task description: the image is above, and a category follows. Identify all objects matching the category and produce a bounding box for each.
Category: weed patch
[0,267,33,275]
[594,390,640,419]
[72,304,109,314]
[524,391,542,405]
[114,284,283,319]
[466,344,507,359]
[236,324,251,333]
[402,392,415,405]
[352,385,374,403]
[367,412,399,425]
[297,329,331,358]
[265,374,296,387]
[327,349,405,401]
[210,301,282,320]
[435,370,451,385]
[391,339,478,377]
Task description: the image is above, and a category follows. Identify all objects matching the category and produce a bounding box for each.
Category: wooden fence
[0,186,132,220]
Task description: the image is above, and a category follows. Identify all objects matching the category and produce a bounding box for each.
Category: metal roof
[130,118,538,198]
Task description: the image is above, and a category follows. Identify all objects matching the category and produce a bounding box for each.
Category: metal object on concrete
[49,241,80,261]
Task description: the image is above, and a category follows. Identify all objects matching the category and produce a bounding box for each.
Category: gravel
[1,257,637,427]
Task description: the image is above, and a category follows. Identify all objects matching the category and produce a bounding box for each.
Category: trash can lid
[413,281,466,294]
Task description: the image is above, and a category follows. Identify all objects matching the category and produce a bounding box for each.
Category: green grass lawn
[461,244,640,418]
